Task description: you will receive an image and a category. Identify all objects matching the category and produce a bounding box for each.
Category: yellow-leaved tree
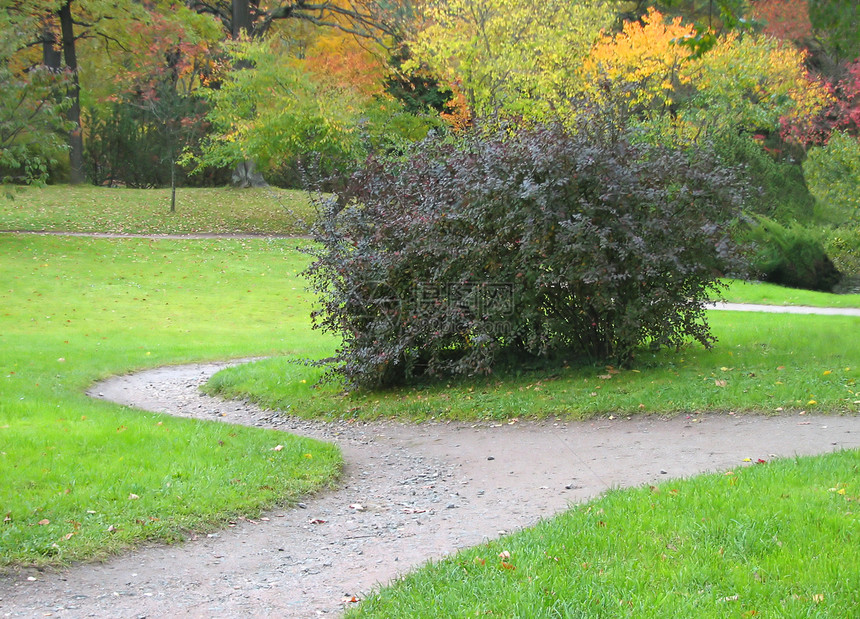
[405,0,615,121]
[578,9,831,140]
[685,30,832,136]
[580,8,697,117]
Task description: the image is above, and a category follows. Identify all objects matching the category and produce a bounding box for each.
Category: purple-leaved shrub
[304,117,748,388]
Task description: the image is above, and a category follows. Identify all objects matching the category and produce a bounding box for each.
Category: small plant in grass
[305,114,748,388]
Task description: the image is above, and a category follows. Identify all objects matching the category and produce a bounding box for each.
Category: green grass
[0,233,339,566]
[718,279,860,308]
[206,311,860,421]
[346,449,860,617]
[3,185,859,618]
[0,185,315,235]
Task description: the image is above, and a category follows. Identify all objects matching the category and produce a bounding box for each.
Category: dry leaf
[128,493,140,500]
[715,379,727,387]
[38,519,50,526]
[272,445,284,452]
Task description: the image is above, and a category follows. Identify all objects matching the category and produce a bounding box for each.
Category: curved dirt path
[2,361,860,618]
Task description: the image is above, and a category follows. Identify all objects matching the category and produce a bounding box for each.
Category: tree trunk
[231,0,263,186]
[42,22,62,70]
[232,0,252,39]
[59,0,85,184]
[170,159,176,212]
[231,160,267,188]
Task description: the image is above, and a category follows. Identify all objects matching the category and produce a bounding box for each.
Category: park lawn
[0,185,315,235]
[206,309,860,421]
[346,448,860,617]
[0,233,339,566]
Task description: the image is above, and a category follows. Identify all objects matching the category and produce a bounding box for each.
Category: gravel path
[1,361,859,618]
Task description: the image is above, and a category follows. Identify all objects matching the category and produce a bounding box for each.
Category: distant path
[709,301,860,317]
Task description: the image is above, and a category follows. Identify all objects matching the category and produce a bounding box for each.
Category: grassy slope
[0,234,338,566]
[0,185,314,235]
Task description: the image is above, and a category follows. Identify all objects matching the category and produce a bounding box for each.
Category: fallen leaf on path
[310,518,327,525]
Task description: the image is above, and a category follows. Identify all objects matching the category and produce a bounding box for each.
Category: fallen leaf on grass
[128,493,140,500]
[812,593,824,603]
[498,550,510,559]
[500,562,516,570]
[715,379,727,388]
[37,519,50,526]
[272,445,284,452]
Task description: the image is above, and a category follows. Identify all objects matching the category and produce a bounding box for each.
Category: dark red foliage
[304,116,748,388]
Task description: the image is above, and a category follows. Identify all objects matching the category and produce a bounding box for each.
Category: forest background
[2,0,859,287]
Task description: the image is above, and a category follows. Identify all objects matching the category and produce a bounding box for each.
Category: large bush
[304,119,748,389]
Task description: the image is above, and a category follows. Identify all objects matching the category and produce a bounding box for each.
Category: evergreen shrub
[745,217,842,291]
